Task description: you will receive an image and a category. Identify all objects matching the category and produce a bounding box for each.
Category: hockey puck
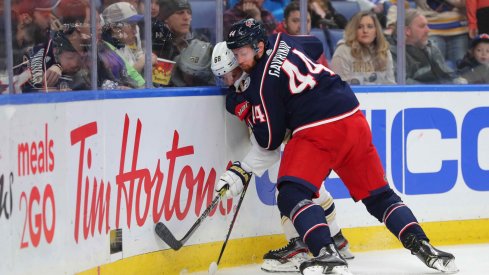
[208,261,218,275]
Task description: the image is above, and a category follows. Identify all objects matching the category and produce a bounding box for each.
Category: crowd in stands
[0,0,488,94]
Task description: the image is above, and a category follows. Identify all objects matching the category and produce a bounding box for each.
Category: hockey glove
[226,91,251,121]
[216,161,252,198]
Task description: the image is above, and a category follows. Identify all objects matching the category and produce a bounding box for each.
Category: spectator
[101,17,146,88]
[274,2,329,67]
[384,0,410,35]
[133,0,174,62]
[103,2,157,73]
[388,9,466,84]
[331,11,395,85]
[457,33,489,83]
[11,9,40,73]
[223,0,277,36]
[171,39,215,86]
[150,0,161,19]
[159,0,193,60]
[308,0,347,29]
[49,31,83,91]
[57,0,142,90]
[466,0,489,38]
[14,0,59,36]
[98,37,144,89]
[152,20,174,58]
[275,1,312,35]
[12,0,61,90]
[414,0,469,66]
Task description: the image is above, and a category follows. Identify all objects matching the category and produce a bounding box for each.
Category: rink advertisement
[0,88,488,275]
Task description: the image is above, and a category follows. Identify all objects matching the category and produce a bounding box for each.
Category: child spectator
[101,18,146,88]
[457,33,489,83]
[331,11,395,85]
[102,2,157,73]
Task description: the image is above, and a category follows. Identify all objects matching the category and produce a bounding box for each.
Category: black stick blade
[155,222,183,250]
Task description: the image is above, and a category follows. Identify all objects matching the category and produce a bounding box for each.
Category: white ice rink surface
[190,243,489,275]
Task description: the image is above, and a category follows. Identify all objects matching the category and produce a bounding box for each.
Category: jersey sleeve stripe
[292,105,360,135]
[260,33,282,150]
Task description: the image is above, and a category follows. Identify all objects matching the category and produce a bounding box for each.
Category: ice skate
[261,237,310,273]
[332,230,354,260]
[300,244,352,275]
[402,234,459,273]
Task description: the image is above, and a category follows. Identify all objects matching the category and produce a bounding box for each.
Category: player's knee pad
[277,182,314,217]
[277,182,331,255]
[362,188,425,240]
[362,188,402,222]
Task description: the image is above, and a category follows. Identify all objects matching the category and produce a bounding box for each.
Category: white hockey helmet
[211,41,239,77]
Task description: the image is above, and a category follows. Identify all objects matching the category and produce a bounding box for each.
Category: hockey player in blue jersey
[211,41,354,273]
[215,18,458,275]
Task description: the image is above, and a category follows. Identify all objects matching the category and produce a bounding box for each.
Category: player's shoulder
[264,33,296,58]
[268,33,297,46]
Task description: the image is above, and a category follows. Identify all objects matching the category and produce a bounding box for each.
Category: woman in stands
[331,11,395,85]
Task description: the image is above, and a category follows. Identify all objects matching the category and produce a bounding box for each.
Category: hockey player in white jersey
[211,41,354,273]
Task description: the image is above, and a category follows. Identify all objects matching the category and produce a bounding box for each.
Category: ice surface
[189,243,489,275]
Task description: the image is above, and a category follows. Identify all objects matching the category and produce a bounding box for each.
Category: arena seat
[328,29,344,50]
[331,0,361,21]
[310,28,332,61]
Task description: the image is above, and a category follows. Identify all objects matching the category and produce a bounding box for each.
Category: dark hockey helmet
[226,18,267,52]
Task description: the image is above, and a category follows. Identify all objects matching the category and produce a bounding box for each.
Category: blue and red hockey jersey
[239,33,360,150]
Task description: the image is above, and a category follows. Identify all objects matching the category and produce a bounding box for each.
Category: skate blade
[338,249,355,260]
[261,260,299,273]
[302,265,353,275]
[261,257,309,273]
[432,258,459,274]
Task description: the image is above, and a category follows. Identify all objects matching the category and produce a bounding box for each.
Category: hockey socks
[363,188,427,241]
[277,183,332,256]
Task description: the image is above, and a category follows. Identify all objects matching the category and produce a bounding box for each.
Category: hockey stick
[155,191,222,250]
[208,183,250,274]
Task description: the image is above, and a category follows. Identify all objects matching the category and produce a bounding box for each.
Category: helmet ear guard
[226,18,267,52]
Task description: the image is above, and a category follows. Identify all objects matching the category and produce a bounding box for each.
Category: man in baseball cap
[102,2,144,25]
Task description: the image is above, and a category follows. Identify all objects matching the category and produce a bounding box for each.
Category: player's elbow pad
[226,92,251,120]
